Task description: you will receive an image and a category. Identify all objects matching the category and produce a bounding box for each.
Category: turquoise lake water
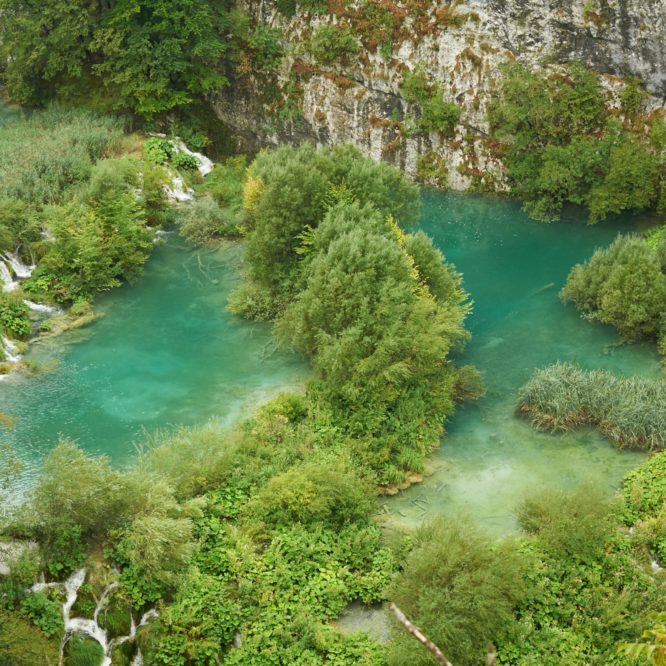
[0,192,661,530]
[0,239,306,481]
[387,192,660,533]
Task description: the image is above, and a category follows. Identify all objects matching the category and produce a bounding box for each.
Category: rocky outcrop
[213,0,666,189]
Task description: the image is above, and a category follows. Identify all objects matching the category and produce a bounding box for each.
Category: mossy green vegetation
[561,233,666,356]
[400,66,461,137]
[231,144,475,484]
[517,362,666,450]
[491,62,666,222]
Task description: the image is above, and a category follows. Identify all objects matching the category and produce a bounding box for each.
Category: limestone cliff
[213,0,666,189]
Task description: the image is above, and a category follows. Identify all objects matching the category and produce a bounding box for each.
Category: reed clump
[517,362,666,450]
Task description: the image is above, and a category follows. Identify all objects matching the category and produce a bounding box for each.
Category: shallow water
[386,192,660,535]
[0,238,306,480]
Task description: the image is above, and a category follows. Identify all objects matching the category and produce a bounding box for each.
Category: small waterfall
[172,139,214,177]
[3,250,35,279]
[24,300,60,315]
[2,337,21,363]
[0,262,17,292]
[28,568,159,665]
[164,175,194,203]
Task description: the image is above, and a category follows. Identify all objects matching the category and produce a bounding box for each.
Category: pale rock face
[214,0,666,190]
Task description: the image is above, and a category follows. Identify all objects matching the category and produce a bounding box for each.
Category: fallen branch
[389,603,497,666]
[389,603,453,666]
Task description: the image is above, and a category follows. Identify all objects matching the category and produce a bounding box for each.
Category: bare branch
[389,602,453,666]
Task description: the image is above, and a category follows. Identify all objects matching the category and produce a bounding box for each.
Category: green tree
[0,0,232,117]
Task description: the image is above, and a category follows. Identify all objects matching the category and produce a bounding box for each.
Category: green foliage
[239,143,419,301]
[20,592,64,638]
[561,234,666,344]
[64,635,104,666]
[170,151,200,172]
[144,137,174,165]
[387,520,526,666]
[248,26,284,73]
[0,610,59,665]
[491,62,664,221]
[310,25,360,65]
[0,107,122,205]
[31,440,129,548]
[619,613,666,665]
[177,195,239,245]
[0,0,231,118]
[517,362,666,450]
[248,455,374,528]
[143,570,241,664]
[0,294,31,338]
[41,523,87,578]
[33,159,154,301]
[517,485,616,563]
[401,67,460,137]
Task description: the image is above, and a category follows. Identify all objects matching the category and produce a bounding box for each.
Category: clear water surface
[386,192,660,534]
[0,239,306,482]
[0,190,660,532]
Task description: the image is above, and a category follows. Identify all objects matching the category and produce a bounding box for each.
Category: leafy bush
[491,62,664,222]
[387,520,526,666]
[178,195,239,245]
[401,67,460,136]
[247,26,284,72]
[0,294,31,338]
[0,0,231,117]
[143,137,174,165]
[171,151,200,172]
[517,485,616,562]
[517,363,666,449]
[248,455,374,528]
[310,25,360,65]
[20,593,63,639]
[561,234,666,343]
[31,440,129,544]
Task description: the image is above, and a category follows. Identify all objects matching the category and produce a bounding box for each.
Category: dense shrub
[491,62,665,222]
[310,25,360,65]
[401,67,460,137]
[178,195,239,245]
[561,234,666,345]
[248,455,374,528]
[387,520,526,666]
[517,363,666,449]
[0,0,231,118]
[0,294,31,338]
[517,485,616,562]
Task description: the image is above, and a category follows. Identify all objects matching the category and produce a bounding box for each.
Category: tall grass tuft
[0,106,123,205]
[517,362,666,450]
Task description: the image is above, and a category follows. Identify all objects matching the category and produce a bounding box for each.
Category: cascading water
[161,137,213,202]
[0,261,17,292]
[2,337,21,363]
[3,250,35,279]
[31,568,158,666]
[24,299,60,315]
